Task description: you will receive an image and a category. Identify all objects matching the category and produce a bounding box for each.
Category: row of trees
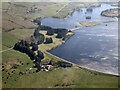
[33,29,45,44]
[33,20,68,39]
[47,28,68,39]
[46,29,54,35]
[34,28,53,44]
[47,60,72,68]
[46,28,68,38]
[33,27,54,44]
[13,41,36,60]
[13,40,44,72]
[44,37,53,44]
[32,44,38,51]
[34,50,44,72]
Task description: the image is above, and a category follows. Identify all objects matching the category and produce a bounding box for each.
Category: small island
[101,8,119,17]
[80,21,100,27]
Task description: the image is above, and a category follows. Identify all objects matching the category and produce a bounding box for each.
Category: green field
[8,28,35,40]
[2,50,118,88]
[2,65,118,88]
[2,32,18,50]
[2,49,33,68]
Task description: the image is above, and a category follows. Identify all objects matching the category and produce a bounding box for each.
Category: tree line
[13,40,44,72]
[37,25,68,38]
[33,18,68,39]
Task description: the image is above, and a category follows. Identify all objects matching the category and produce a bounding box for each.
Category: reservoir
[41,3,118,75]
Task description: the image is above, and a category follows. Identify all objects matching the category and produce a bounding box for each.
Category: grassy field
[26,2,67,19]
[2,32,19,50]
[2,49,33,68]
[2,2,37,32]
[2,49,118,88]
[2,49,36,87]
[2,66,118,88]
[8,28,35,40]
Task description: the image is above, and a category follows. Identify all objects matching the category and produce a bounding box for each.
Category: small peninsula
[101,8,119,17]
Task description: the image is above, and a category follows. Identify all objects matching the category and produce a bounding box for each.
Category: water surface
[41,3,118,75]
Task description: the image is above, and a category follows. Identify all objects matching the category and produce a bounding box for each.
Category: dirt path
[0,47,13,53]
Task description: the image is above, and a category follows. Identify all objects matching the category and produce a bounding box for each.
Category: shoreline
[39,21,119,77]
[46,51,119,77]
[46,32,75,52]
[32,6,119,77]
[43,30,119,77]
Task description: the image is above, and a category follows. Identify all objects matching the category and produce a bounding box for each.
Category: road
[54,2,70,16]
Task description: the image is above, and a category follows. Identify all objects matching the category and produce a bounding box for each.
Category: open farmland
[2,2,119,88]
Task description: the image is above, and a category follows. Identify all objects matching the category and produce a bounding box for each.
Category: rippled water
[41,3,118,75]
